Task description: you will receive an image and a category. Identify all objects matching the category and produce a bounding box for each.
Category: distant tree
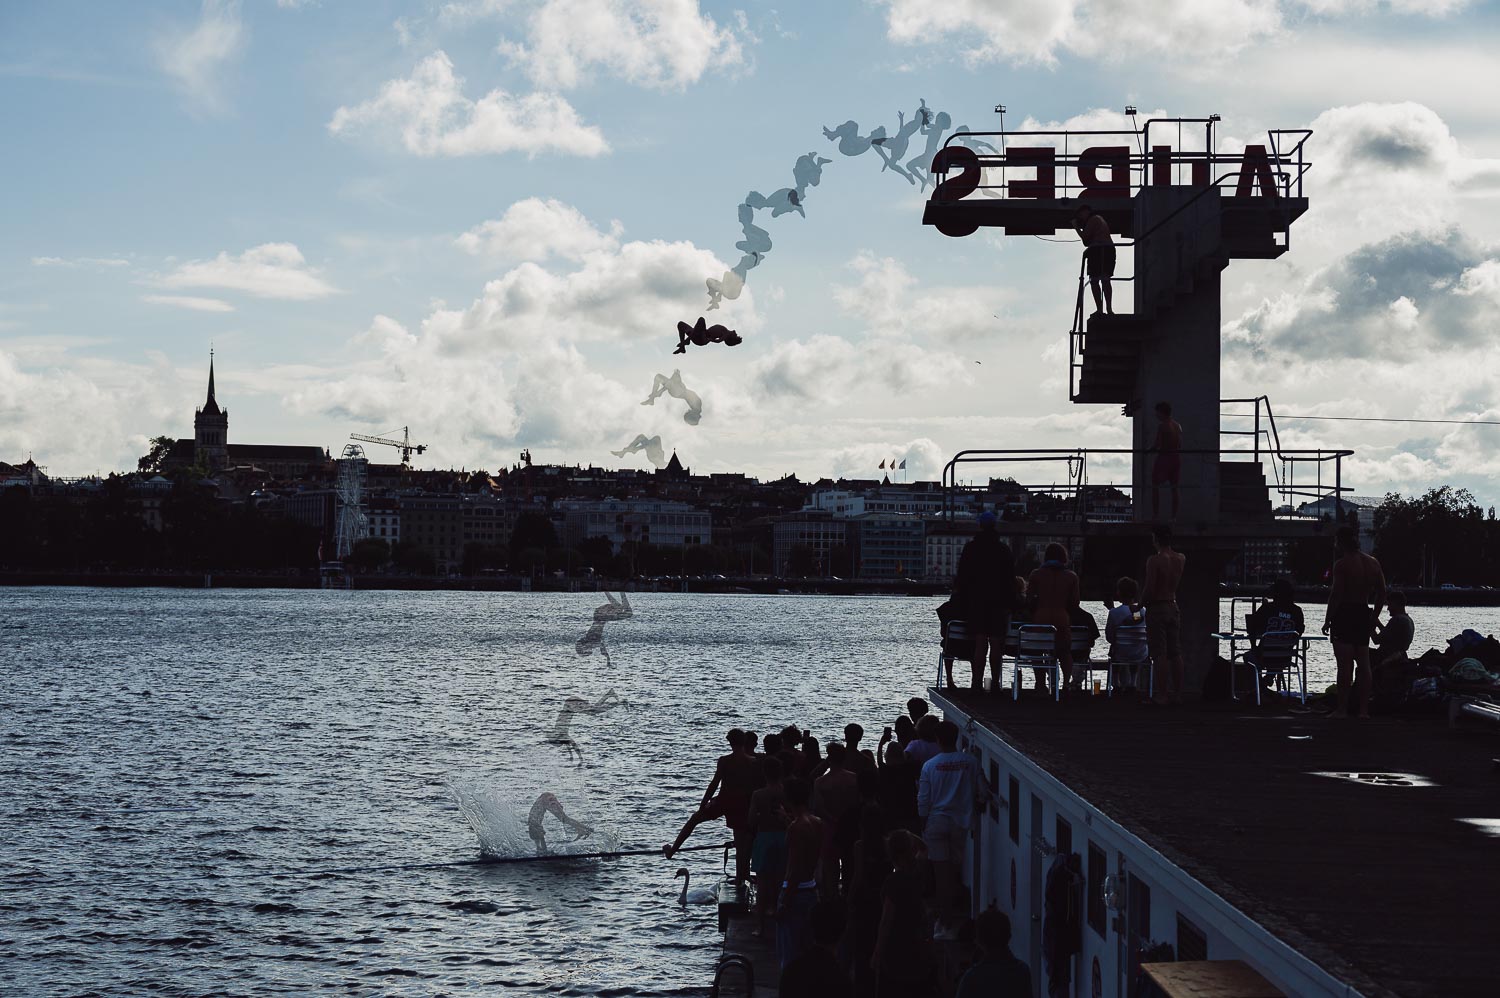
[574,535,615,575]
[1374,487,1488,586]
[460,541,506,576]
[391,540,436,575]
[509,512,557,560]
[137,436,176,474]
[348,537,390,573]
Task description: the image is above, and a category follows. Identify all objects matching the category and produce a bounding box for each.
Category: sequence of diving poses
[546,691,621,766]
[574,592,632,665]
[706,98,996,311]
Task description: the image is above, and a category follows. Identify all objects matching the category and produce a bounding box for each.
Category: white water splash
[448,781,620,858]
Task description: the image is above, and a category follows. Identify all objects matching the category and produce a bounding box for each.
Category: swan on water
[675,868,717,906]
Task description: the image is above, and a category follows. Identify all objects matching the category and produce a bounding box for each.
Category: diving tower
[924,116,1348,683]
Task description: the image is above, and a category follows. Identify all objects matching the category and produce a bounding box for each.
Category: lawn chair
[1236,629,1305,705]
[937,618,973,690]
[1013,624,1063,701]
[1106,622,1152,698]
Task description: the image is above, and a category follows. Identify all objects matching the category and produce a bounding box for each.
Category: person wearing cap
[952,510,1016,692]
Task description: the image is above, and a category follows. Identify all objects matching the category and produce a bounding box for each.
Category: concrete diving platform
[932,689,1500,997]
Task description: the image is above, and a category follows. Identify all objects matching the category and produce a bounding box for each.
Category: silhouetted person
[904,714,941,768]
[642,370,703,425]
[870,829,933,997]
[611,434,666,467]
[1373,591,1413,668]
[1323,525,1386,718]
[527,793,592,855]
[734,202,772,260]
[747,755,788,933]
[1073,204,1114,315]
[575,593,632,664]
[777,777,824,970]
[665,729,760,879]
[791,151,833,197]
[1151,401,1183,521]
[780,898,852,997]
[956,909,1030,997]
[674,316,742,354]
[1028,542,1080,695]
[812,742,859,897]
[953,510,1016,691]
[905,697,930,725]
[1144,525,1186,704]
[918,719,987,933]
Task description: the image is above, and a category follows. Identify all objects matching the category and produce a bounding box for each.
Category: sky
[5,0,1500,504]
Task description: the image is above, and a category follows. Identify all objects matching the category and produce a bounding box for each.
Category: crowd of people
[663,700,1029,997]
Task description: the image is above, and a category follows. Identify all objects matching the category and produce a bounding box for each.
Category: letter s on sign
[930,145,981,237]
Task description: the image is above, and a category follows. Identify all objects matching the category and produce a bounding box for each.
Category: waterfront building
[367,496,400,543]
[851,512,926,579]
[771,511,849,577]
[554,498,711,552]
[399,494,466,571]
[1296,495,1381,550]
[925,521,978,581]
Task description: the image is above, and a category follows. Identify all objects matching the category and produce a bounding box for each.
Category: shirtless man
[674,316,743,354]
[1151,402,1183,521]
[1322,526,1386,718]
[1074,204,1115,315]
[527,793,593,855]
[546,691,620,764]
[575,592,632,664]
[1143,524,1187,704]
[776,776,825,970]
[664,728,761,880]
[641,370,703,426]
[811,742,860,897]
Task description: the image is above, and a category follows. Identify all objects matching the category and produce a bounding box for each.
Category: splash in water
[449,781,621,859]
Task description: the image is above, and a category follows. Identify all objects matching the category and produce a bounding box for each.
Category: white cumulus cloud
[328,51,608,158]
[140,294,236,313]
[456,198,624,262]
[157,243,337,300]
[500,0,745,90]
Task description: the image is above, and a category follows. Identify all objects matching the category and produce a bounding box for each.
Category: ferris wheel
[333,443,369,560]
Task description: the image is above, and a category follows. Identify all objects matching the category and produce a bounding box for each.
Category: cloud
[154,0,243,113]
[749,335,970,404]
[832,252,1013,341]
[829,437,946,481]
[1224,227,1499,361]
[500,0,745,90]
[287,204,750,462]
[157,243,337,300]
[456,198,623,262]
[328,51,608,158]
[876,0,1465,65]
[140,294,235,313]
[31,256,130,268]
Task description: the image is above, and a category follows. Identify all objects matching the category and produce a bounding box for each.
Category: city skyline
[5,2,1500,502]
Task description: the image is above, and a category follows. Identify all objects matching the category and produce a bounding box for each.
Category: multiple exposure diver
[546,691,621,766]
[575,592,633,665]
[674,317,742,354]
[611,434,667,468]
[527,792,594,855]
[641,370,703,425]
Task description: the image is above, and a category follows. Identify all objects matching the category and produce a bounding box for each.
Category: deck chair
[1105,622,1152,698]
[937,619,973,690]
[1238,629,1305,705]
[1013,624,1063,702]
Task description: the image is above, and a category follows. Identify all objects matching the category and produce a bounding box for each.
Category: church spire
[202,349,221,416]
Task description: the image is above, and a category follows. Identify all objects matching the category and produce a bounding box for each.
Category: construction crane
[350,426,427,466]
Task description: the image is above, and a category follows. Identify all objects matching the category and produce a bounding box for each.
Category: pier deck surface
[936,690,1500,998]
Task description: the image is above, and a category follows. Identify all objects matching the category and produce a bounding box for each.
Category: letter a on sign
[1236,145,1279,198]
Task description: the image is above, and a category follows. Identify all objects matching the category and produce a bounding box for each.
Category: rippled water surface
[1,588,945,996]
[0,587,1482,995]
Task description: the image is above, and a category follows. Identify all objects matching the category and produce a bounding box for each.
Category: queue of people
[663,699,1030,998]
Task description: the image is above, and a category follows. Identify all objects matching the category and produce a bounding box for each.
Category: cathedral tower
[193,351,229,471]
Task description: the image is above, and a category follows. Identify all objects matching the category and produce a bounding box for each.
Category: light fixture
[1209,113,1221,122]
[1124,105,1137,116]
[994,104,1007,114]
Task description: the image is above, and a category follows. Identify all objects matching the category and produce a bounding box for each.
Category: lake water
[0,588,1486,995]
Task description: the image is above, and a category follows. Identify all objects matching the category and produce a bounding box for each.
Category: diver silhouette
[546,691,621,766]
[527,792,593,855]
[674,317,741,354]
[733,203,772,259]
[823,120,886,157]
[871,105,925,184]
[705,267,746,310]
[642,370,703,425]
[575,592,633,665]
[906,102,954,189]
[611,434,667,468]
